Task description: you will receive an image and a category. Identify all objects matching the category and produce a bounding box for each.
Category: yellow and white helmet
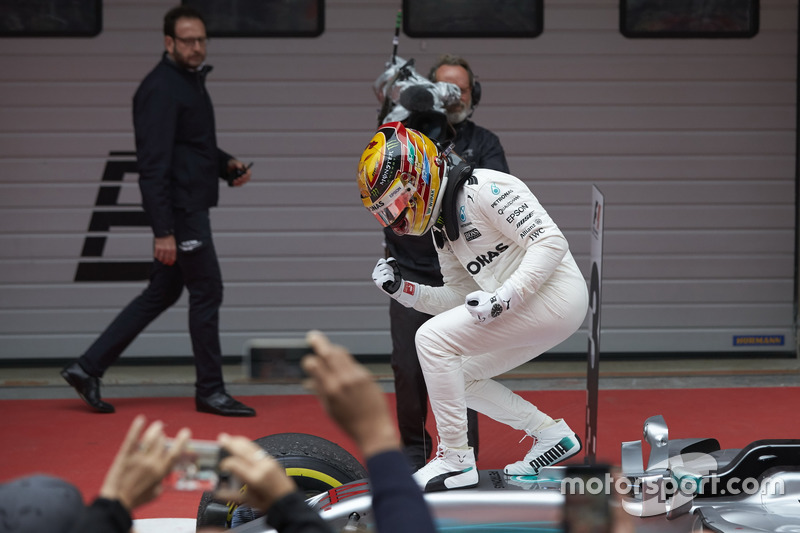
[357,122,447,236]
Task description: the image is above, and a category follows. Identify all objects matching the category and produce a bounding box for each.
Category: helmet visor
[369,181,412,228]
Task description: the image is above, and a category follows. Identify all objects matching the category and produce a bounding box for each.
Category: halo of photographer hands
[465,283,517,325]
[372,257,419,308]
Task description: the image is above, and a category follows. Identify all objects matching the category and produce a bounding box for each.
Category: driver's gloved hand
[465,283,517,325]
[372,258,419,308]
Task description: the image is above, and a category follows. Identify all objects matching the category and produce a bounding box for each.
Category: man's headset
[428,57,481,108]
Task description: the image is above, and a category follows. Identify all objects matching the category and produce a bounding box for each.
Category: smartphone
[166,439,223,492]
[562,465,613,533]
[226,162,253,186]
[243,338,311,383]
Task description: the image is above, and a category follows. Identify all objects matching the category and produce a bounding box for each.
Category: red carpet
[2,388,798,520]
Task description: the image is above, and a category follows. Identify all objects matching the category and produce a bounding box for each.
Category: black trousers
[389,299,480,470]
[78,211,225,397]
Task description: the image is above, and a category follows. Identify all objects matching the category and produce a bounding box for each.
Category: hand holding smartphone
[244,338,311,383]
[226,161,254,186]
[166,439,225,491]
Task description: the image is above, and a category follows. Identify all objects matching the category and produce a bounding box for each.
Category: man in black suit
[61,6,255,417]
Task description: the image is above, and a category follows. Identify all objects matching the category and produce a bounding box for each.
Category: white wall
[0,0,796,359]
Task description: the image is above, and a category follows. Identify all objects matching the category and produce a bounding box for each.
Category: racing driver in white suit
[358,122,589,492]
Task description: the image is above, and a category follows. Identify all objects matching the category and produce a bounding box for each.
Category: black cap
[0,475,84,533]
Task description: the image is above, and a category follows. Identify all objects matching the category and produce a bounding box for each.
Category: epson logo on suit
[505,203,529,223]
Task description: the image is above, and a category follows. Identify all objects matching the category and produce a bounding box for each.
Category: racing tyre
[196,433,367,530]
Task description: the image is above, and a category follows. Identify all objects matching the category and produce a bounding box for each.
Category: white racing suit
[412,168,589,449]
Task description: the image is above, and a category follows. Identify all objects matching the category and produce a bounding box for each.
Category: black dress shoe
[196,392,256,417]
[60,362,115,413]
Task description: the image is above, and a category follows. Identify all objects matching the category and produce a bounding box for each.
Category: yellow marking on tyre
[285,468,342,487]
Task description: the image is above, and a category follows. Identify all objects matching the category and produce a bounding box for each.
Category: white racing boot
[413,443,479,492]
[504,419,582,476]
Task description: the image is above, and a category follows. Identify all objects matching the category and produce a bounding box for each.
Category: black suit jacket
[133,53,232,237]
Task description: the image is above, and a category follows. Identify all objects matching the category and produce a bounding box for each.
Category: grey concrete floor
[1,355,798,400]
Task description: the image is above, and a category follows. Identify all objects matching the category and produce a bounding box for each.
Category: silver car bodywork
[229,416,800,532]
[621,415,800,532]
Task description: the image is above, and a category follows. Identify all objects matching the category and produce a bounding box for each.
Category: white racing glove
[372,258,420,308]
[465,283,517,325]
